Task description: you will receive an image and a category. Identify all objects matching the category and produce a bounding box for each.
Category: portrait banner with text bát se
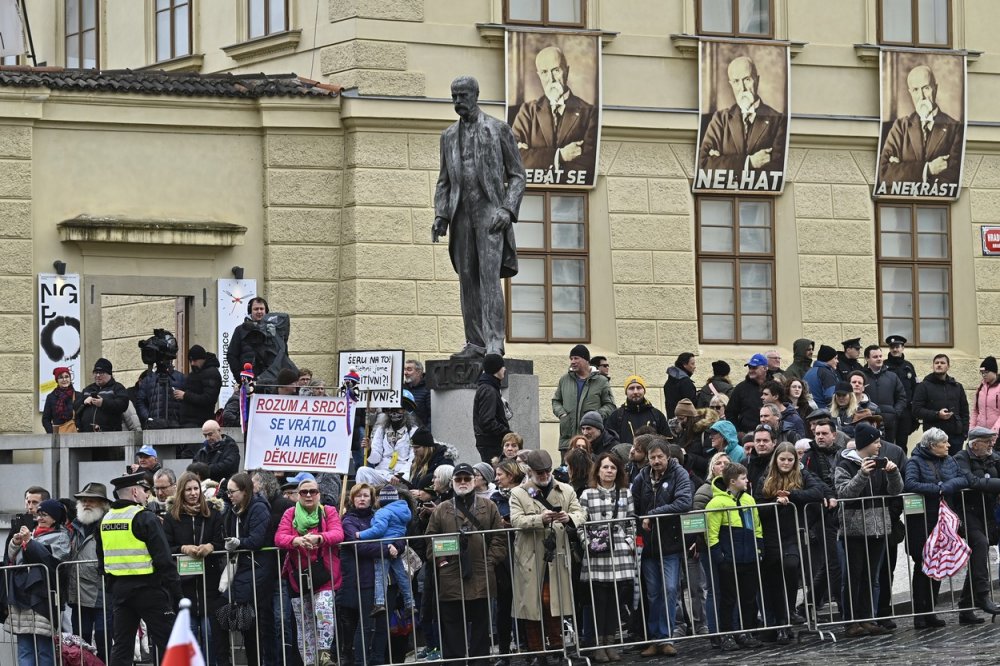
[506,29,602,189]
[874,49,966,201]
[694,39,790,194]
[245,394,352,473]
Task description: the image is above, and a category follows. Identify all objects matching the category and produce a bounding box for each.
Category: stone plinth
[427,358,539,464]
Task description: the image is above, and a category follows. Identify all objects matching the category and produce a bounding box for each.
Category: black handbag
[216,601,256,631]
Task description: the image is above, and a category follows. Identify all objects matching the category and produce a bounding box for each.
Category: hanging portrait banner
[874,49,966,200]
[506,29,602,189]
[694,39,790,194]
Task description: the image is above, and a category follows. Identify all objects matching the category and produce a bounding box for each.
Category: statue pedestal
[426,358,539,464]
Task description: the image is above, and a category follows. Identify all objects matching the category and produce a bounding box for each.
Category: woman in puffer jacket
[275,477,345,666]
[5,499,71,666]
[904,428,968,628]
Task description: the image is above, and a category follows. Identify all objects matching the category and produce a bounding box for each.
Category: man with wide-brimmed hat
[99,472,182,666]
[68,482,112,662]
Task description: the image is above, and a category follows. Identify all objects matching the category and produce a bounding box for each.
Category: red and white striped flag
[160,599,205,666]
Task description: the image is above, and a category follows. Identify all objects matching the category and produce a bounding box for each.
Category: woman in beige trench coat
[510,450,587,665]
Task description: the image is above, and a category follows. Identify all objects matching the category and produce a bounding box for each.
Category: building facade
[3,1,996,446]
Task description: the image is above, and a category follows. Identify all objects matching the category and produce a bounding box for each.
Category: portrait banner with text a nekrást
[694,39,790,194]
[874,49,966,201]
[506,29,602,189]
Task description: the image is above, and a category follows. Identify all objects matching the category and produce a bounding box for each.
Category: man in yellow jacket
[97,472,183,666]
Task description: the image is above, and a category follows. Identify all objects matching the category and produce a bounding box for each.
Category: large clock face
[219,280,257,317]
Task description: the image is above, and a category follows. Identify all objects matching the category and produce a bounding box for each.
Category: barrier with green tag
[177,555,205,576]
[902,494,925,516]
[681,514,707,534]
[433,536,460,557]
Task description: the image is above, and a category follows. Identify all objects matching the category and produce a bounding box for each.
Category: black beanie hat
[482,354,505,375]
[817,345,837,362]
[711,360,730,377]
[569,344,590,362]
[982,356,998,374]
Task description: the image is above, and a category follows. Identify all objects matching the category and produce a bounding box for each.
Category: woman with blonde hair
[754,442,824,642]
[163,471,226,663]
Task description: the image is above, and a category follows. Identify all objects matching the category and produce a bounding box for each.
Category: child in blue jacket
[357,485,415,614]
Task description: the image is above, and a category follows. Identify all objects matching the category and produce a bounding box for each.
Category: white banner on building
[38,273,81,411]
[0,0,24,58]
[217,279,257,405]
[245,394,352,473]
[337,349,404,408]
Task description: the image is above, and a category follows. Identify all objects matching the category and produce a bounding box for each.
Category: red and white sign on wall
[983,226,1000,256]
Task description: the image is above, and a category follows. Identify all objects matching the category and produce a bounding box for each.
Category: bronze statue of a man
[433,76,526,358]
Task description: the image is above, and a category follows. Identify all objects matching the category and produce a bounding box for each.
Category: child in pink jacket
[971,356,1000,434]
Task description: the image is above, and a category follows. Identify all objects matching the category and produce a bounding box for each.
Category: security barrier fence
[0,491,995,665]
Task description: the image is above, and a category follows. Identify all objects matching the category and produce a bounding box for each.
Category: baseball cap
[745,353,768,368]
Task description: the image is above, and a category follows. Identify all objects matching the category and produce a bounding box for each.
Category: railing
[0,429,244,509]
[0,487,994,666]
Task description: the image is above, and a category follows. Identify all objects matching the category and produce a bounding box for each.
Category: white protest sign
[38,274,82,411]
[217,278,257,406]
[245,394,352,473]
[338,349,404,408]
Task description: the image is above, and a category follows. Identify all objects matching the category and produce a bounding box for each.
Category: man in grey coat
[433,75,526,358]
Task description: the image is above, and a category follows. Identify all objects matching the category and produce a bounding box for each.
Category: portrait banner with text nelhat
[694,39,790,194]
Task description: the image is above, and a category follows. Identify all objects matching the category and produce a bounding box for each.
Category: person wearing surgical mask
[356,402,418,488]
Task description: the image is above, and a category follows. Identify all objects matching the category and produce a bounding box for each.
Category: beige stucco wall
[0,86,340,432]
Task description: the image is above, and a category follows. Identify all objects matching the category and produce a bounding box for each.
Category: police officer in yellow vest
[98,472,183,666]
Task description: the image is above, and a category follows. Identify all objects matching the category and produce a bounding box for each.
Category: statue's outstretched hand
[489,208,512,234]
[432,218,449,243]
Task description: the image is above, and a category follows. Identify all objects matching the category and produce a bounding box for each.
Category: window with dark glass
[506,192,589,342]
[877,203,952,346]
[879,0,950,48]
[698,0,774,38]
[66,0,98,69]
[696,197,776,344]
[504,0,585,27]
[155,0,192,62]
[249,0,287,39]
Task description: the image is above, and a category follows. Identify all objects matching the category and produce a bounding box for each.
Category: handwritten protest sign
[338,349,404,408]
[245,394,352,473]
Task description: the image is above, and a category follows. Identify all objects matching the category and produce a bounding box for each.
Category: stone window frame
[505,190,591,344]
[503,0,586,29]
[696,0,775,39]
[65,0,100,69]
[875,202,953,347]
[695,195,777,345]
[154,0,194,63]
[247,0,288,39]
[877,0,952,49]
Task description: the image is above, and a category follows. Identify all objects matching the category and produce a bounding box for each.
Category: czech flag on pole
[161,599,205,666]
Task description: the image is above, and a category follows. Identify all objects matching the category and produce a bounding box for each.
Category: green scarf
[293,503,321,535]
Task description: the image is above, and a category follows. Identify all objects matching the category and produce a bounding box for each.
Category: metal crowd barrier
[802,488,998,639]
[6,487,999,666]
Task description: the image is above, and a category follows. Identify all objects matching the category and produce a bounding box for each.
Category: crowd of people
[16,324,1000,666]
